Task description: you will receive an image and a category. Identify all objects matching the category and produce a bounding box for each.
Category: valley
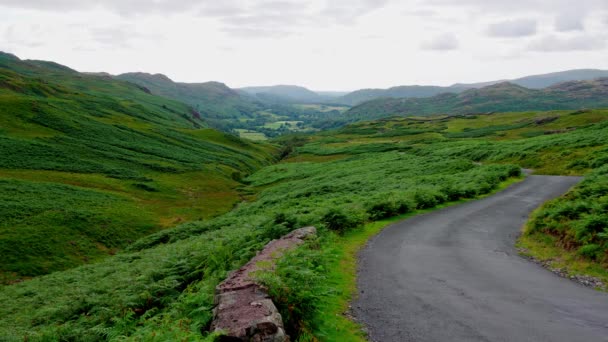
[1,52,608,342]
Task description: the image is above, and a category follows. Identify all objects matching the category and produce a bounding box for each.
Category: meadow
[0,53,276,282]
[4,107,605,341]
[2,51,608,341]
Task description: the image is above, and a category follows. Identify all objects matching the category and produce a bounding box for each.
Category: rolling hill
[337,69,608,105]
[0,51,276,282]
[238,85,325,103]
[344,79,608,122]
[115,72,263,129]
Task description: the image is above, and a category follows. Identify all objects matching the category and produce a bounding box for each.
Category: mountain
[0,51,276,281]
[239,85,325,103]
[337,85,468,106]
[337,69,608,105]
[510,69,608,89]
[115,72,262,124]
[344,79,608,121]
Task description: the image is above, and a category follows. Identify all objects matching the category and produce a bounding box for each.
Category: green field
[235,128,269,141]
[2,51,608,342]
[3,104,608,341]
[0,53,277,283]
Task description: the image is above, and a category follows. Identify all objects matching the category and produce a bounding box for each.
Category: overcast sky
[1,0,607,90]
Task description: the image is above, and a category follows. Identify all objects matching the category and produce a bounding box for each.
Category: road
[354,175,608,342]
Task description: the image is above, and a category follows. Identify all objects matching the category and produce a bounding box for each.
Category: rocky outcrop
[211,227,317,342]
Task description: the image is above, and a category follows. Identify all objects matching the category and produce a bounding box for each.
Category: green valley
[0,52,277,283]
[115,73,348,139]
[1,51,608,342]
[2,86,608,339]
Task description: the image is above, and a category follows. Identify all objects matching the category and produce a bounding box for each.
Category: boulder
[210,227,317,341]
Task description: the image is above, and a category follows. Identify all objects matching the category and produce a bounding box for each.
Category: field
[235,128,269,141]
[6,106,608,340]
[2,52,608,341]
[0,54,277,283]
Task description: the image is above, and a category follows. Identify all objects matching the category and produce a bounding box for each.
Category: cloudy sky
[1,0,607,90]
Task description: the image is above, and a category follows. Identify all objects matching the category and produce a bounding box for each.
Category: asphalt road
[354,175,608,342]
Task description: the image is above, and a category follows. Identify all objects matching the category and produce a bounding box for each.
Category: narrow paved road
[354,176,608,342]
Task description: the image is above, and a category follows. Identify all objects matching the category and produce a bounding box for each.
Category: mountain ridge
[344,78,608,121]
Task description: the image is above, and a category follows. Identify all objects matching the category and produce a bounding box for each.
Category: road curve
[354,175,608,342]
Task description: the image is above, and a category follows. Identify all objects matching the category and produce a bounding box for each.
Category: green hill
[0,52,277,282]
[115,74,345,137]
[115,73,262,127]
[343,80,608,122]
[239,85,325,103]
[2,105,608,341]
[337,69,608,106]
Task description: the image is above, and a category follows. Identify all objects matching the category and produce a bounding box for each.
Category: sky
[1,0,607,91]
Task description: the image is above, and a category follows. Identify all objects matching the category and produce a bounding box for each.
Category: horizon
[1,0,607,91]
[3,50,606,93]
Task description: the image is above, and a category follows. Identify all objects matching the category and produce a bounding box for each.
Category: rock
[210,227,317,341]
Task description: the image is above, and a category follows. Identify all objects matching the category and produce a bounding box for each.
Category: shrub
[577,244,603,260]
[321,207,365,234]
[366,199,399,220]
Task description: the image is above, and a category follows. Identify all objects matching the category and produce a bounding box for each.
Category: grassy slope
[344,80,608,123]
[4,109,605,341]
[0,52,277,282]
[259,110,608,341]
[0,118,524,341]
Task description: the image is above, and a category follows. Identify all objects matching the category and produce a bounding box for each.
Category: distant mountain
[337,69,608,105]
[115,72,261,122]
[511,69,608,89]
[337,85,468,106]
[239,85,325,103]
[315,90,349,97]
[344,79,608,121]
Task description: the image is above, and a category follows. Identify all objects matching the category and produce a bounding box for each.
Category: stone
[210,227,317,341]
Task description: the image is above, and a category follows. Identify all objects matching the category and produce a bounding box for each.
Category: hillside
[0,52,277,282]
[343,79,608,122]
[116,75,347,138]
[115,73,262,128]
[239,85,325,103]
[337,69,608,105]
[2,105,608,340]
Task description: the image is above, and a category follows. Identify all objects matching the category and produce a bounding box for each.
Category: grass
[261,175,525,341]
[0,53,278,281]
[517,232,608,290]
[2,52,608,341]
[235,129,269,141]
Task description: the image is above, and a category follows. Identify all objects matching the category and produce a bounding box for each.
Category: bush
[577,244,603,260]
[321,207,365,234]
[366,199,399,220]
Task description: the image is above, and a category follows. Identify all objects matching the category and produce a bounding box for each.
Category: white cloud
[486,19,537,38]
[555,13,585,32]
[1,0,608,90]
[528,35,607,52]
[421,33,459,50]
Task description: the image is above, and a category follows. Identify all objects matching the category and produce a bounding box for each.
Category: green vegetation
[343,79,608,123]
[0,121,523,340]
[335,69,608,106]
[0,52,276,282]
[518,165,608,286]
[2,51,608,341]
[116,73,347,137]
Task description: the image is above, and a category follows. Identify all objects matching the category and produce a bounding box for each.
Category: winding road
[354,175,608,342]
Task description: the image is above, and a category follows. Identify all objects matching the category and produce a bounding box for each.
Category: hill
[337,69,608,105]
[0,51,276,282]
[115,72,262,129]
[2,105,608,340]
[343,79,608,122]
[239,85,325,103]
[116,75,347,138]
